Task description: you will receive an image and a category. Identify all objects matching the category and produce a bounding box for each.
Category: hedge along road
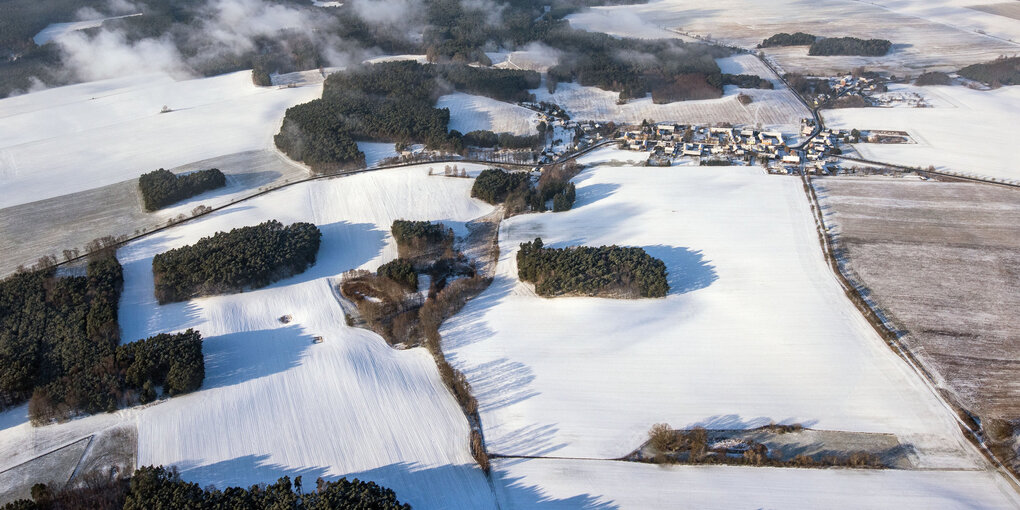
[45,139,616,272]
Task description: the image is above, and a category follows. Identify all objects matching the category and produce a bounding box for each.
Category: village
[614,119,849,175]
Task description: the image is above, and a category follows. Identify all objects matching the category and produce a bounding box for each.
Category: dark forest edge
[517,238,669,298]
[958,56,1020,87]
[0,253,205,423]
[758,32,817,48]
[152,220,321,304]
[2,465,409,510]
[138,168,226,212]
[808,37,892,57]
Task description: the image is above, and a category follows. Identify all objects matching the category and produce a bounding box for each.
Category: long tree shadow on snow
[641,245,718,295]
[200,325,314,390]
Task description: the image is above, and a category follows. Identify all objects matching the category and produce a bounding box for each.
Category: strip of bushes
[152,220,321,304]
[138,168,226,211]
[759,32,817,47]
[723,74,774,89]
[808,37,892,56]
[914,71,951,86]
[517,238,669,298]
[3,465,409,510]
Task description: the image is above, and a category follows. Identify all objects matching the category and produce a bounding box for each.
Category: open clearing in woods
[813,177,1020,419]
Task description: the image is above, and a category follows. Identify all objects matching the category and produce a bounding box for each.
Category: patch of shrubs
[517,238,669,298]
[471,163,581,214]
[759,32,817,47]
[723,74,774,89]
[471,169,532,204]
[377,258,419,290]
[914,71,951,86]
[391,220,455,264]
[152,220,321,304]
[3,465,409,510]
[808,37,892,57]
[138,168,226,212]
[958,56,1020,86]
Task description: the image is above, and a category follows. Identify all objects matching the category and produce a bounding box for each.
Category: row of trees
[138,168,226,211]
[723,74,774,89]
[517,238,669,298]
[462,130,543,150]
[4,465,409,510]
[758,32,816,48]
[808,37,892,56]
[152,220,321,304]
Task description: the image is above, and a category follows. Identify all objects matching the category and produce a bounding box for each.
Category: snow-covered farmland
[493,458,1020,509]
[0,165,501,508]
[566,0,1020,75]
[437,92,539,136]
[440,155,980,469]
[716,54,783,86]
[532,81,809,133]
[822,84,1020,182]
[0,70,321,208]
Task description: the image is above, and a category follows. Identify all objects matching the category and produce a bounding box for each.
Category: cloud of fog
[349,0,424,26]
[58,30,189,81]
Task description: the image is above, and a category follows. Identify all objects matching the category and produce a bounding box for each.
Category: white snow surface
[0,71,321,208]
[822,84,1020,183]
[111,165,497,508]
[356,142,399,167]
[532,81,808,133]
[492,458,1020,509]
[437,92,539,136]
[440,155,979,467]
[32,14,143,45]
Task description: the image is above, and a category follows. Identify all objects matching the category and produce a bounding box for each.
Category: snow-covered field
[0,165,499,508]
[822,84,1020,182]
[0,70,321,208]
[437,92,539,136]
[566,0,1020,75]
[440,153,981,468]
[532,81,809,133]
[493,458,1020,509]
[356,142,399,167]
[716,54,783,87]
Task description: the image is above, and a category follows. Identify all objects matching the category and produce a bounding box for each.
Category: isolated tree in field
[649,423,676,452]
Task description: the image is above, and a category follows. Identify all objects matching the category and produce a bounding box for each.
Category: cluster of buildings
[618,123,804,169]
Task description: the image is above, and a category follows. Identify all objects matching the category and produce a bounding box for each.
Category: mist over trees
[808,37,892,56]
[517,238,669,298]
[152,220,322,303]
[138,168,226,211]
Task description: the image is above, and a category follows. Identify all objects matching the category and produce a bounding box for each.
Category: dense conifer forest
[758,32,817,48]
[2,465,408,510]
[958,56,1020,86]
[391,219,455,263]
[0,254,205,422]
[138,168,226,211]
[808,37,892,56]
[274,61,540,172]
[517,238,669,298]
[152,220,321,303]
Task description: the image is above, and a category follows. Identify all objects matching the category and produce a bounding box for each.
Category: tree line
[138,168,226,212]
[462,130,544,150]
[808,37,892,56]
[152,220,321,304]
[517,238,669,298]
[3,465,409,510]
[0,254,206,423]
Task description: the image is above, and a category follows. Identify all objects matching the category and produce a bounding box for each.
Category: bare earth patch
[813,177,1020,420]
